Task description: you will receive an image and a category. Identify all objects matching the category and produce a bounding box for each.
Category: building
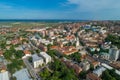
[93,67,106,77]
[79,50,87,61]
[38,43,48,52]
[86,55,100,68]
[13,68,32,80]
[32,54,43,68]
[48,31,54,37]
[61,58,82,75]
[0,56,7,72]
[110,61,120,69]
[76,37,80,48]
[0,71,9,80]
[0,51,3,56]
[86,73,102,80]
[51,46,78,55]
[80,61,90,71]
[22,50,31,59]
[39,52,51,64]
[109,48,119,61]
[100,52,110,60]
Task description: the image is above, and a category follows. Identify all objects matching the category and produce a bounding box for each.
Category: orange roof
[72,64,82,75]
[92,61,100,66]
[87,73,102,80]
[23,50,31,54]
[63,49,78,55]
[86,55,95,62]
[66,35,75,40]
[0,51,3,56]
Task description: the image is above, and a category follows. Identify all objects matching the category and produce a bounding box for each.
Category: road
[23,58,41,80]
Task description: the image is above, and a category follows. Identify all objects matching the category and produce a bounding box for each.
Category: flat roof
[13,68,32,80]
[0,71,9,80]
[40,52,51,59]
[32,54,43,62]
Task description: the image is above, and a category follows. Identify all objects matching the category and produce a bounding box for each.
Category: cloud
[66,0,120,12]
[0,3,13,9]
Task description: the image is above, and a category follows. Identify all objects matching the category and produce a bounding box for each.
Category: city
[0,21,120,80]
[0,0,120,80]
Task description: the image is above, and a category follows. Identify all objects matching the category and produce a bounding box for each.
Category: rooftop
[0,71,9,80]
[13,68,32,80]
[39,52,51,58]
[87,72,102,80]
[23,50,31,54]
[32,54,43,62]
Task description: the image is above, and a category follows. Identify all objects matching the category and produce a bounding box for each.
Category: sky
[0,0,120,20]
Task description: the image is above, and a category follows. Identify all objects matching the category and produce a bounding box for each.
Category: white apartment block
[32,54,43,68]
[109,48,119,61]
[39,52,51,64]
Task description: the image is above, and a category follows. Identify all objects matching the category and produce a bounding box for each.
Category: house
[32,54,43,68]
[110,61,120,69]
[39,52,51,64]
[38,43,47,52]
[92,61,100,69]
[51,45,78,55]
[80,61,90,71]
[86,73,102,80]
[0,51,3,56]
[61,58,82,75]
[22,50,31,59]
[86,55,100,68]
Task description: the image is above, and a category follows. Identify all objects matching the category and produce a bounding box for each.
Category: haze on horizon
[0,0,120,20]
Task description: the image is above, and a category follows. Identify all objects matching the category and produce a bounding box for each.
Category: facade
[86,73,102,80]
[80,61,90,71]
[100,52,110,60]
[0,71,9,80]
[93,67,106,77]
[39,52,51,64]
[38,44,48,52]
[109,48,119,61]
[32,54,43,68]
[61,58,82,75]
[22,50,31,59]
[13,68,32,80]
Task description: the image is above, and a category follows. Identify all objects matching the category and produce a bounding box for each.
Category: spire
[76,37,80,47]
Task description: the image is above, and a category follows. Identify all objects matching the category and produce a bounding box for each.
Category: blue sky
[0,0,120,20]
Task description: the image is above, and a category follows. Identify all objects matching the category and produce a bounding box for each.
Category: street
[23,58,41,80]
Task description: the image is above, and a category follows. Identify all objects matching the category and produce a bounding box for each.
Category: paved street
[23,58,41,80]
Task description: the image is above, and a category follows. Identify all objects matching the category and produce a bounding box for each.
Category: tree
[28,57,32,63]
[11,76,17,80]
[69,52,81,63]
[79,71,87,79]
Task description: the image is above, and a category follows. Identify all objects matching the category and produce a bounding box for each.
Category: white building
[93,67,106,77]
[32,54,43,68]
[39,52,51,64]
[80,61,90,71]
[76,37,80,47]
[0,71,9,80]
[109,48,119,61]
[13,68,32,80]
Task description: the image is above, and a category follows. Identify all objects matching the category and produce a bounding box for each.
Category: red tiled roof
[23,50,31,54]
[87,73,102,80]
